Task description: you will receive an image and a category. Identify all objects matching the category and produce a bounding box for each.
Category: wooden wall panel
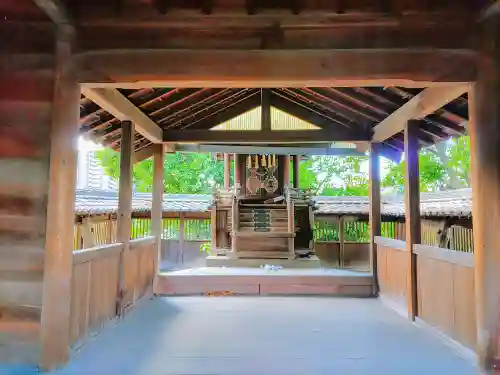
[0,49,54,363]
[375,237,408,311]
[414,245,476,350]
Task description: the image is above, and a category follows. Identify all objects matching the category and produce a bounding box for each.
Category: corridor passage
[48,297,479,375]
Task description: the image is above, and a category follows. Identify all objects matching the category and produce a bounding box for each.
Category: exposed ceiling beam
[176,144,365,156]
[163,129,370,143]
[76,49,476,88]
[270,94,347,129]
[32,0,73,26]
[82,87,163,143]
[134,143,176,163]
[479,1,500,21]
[186,93,261,130]
[372,84,469,142]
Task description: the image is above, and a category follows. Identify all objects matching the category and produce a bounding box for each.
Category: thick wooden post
[404,120,420,321]
[339,217,345,268]
[292,155,300,189]
[470,17,500,369]
[178,213,185,264]
[40,26,80,370]
[223,153,231,189]
[283,155,291,186]
[152,143,164,293]
[116,120,134,314]
[369,143,381,294]
[234,153,242,190]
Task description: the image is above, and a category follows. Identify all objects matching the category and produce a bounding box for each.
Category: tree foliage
[96,135,471,195]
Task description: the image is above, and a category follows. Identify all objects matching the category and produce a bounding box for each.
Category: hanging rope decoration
[245,154,278,195]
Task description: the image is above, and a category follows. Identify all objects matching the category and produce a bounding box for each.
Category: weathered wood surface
[369,143,381,292]
[123,237,156,308]
[404,120,421,321]
[70,243,123,345]
[415,245,476,350]
[151,143,164,293]
[375,236,408,312]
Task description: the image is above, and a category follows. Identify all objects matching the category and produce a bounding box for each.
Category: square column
[152,143,164,292]
[404,120,421,321]
[470,16,500,370]
[369,143,381,294]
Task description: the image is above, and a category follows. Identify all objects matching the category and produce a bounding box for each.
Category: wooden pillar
[223,153,231,189]
[234,153,242,190]
[339,217,345,268]
[116,120,134,314]
[179,213,185,264]
[40,26,80,370]
[404,120,420,321]
[470,17,500,369]
[261,89,271,131]
[292,155,300,189]
[369,143,381,294]
[283,155,291,187]
[152,144,164,293]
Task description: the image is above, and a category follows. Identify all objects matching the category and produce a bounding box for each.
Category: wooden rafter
[82,87,163,143]
[32,0,72,26]
[372,84,469,142]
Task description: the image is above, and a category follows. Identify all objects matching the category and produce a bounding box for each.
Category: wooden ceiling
[79,86,468,159]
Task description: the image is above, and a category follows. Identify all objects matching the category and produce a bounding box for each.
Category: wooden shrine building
[3,0,500,372]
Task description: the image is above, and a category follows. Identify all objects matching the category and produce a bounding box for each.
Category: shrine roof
[75,188,472,218]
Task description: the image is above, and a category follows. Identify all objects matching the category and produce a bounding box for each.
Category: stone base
[206,255,321,268]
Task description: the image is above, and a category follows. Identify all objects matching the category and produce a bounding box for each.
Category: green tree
[382,135,471,193]
[95,148,225,194]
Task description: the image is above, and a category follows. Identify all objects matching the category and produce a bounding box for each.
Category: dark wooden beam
[261,89,271,131]
[32,0,72,26]
[163,129,370,143]
[372,84,469,142]
[270,93,349,129]
[200,0,213,15]
[76,49,477,88]
[184,93,261,130]
[154,0,168,14]
[176,144,366,156]
[245,0,257,15]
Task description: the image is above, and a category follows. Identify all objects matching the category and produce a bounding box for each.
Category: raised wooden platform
[157,267,374,297]
[206,255,321,268]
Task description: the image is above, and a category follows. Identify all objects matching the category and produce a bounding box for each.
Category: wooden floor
[157,267,374,296]
[39,297,480,375]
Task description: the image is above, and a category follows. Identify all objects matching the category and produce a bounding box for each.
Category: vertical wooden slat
[116,120,134,314]
[369,143,381,294]
[404,120,421,321]
[40,26,79,370]
[152,143,164,293]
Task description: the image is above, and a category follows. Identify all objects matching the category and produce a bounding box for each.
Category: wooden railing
[70,243,123,345]
[69,236,157,346]
[375,236,476,351]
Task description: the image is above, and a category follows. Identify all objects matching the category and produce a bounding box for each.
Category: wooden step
[232,231,295,238]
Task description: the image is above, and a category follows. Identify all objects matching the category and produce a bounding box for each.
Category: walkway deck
[40,296,481,375]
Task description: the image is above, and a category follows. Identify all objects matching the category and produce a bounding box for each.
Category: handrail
[413,244,473,268]
[73,243,124,265]
[374,236,406,251]
[129,236,156,251]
